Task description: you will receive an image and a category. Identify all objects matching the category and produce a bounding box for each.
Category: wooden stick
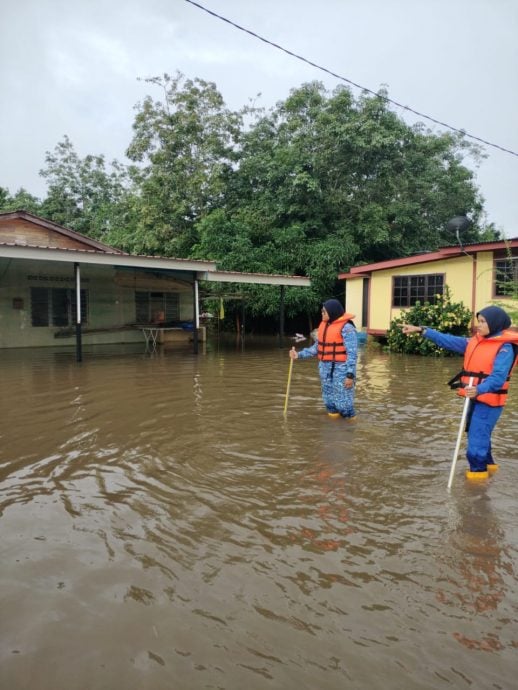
[283,357,294,417]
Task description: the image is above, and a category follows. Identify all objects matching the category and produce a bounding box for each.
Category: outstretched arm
[290,340,318,360]
[401,324,469,355]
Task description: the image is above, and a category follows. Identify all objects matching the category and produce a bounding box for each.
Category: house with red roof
[339,238,518,336]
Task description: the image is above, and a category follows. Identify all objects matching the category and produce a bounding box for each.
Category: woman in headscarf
[402,306,518,480]
[290,299,358,419]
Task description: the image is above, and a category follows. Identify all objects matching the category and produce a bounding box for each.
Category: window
[135,291,180,323]
[31,287,88,327]
[494,258,518,297]
[392,274,444,308]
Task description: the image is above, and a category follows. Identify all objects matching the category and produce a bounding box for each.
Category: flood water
[1,337,517,690]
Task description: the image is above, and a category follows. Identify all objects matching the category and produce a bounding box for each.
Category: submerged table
[140,326,181,352]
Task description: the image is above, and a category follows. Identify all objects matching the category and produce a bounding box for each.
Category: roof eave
[0,243,217,272]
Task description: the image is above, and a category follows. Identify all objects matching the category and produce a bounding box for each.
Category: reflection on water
[439,486,512,653]
[1,341,518,690]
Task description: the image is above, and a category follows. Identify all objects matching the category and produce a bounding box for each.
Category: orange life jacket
[317,313,355,362]
[449,330,518,406]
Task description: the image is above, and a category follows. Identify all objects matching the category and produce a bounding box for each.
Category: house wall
[344,277,365,328]
[475,251,496,308]
[0,258,196,349]
[364,249,517,332]
[369,255,475,332]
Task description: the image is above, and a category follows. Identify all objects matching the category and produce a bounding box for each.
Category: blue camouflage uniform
[297,321,358,418]
[423,316,515,472]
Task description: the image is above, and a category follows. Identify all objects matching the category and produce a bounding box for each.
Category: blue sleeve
[423,328,469,355]
[343,322,358,375]
[297,340,319,359]
[476,343,515,394]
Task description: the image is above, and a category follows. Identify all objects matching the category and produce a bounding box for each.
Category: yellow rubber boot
[465,470,489,480]
[327,412,341,419]
[487,464,500,474]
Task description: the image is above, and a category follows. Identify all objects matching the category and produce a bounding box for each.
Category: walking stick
[447,377,474,490]
[283,356,294,417]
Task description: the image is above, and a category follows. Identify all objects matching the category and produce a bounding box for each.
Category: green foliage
[38,135,132,246]
[124,72,244,256]
[198,81,494,322]
[386,289,472,356]
[2,73,506,328]
[0,187,42,214]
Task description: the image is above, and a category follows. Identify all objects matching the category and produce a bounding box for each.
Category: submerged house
[0,211,311,354]
[339,238,518,336]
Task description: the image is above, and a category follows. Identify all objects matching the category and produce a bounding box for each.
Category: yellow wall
[475,252,495,310]
[343,248,518,333]
[368,256,474,331]
[344,277,365,328]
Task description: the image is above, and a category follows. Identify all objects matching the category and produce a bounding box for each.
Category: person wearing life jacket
[290,299,358,419]
[402,306,518,480]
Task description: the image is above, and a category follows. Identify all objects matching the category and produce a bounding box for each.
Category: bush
[386,288,472,356]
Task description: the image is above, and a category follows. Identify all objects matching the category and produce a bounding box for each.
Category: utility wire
[184,0,518,159]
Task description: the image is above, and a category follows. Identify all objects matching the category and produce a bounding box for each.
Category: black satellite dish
[446,214,471,234]
[446,214,471,249]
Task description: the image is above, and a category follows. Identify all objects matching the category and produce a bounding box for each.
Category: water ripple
[1,345,517,689]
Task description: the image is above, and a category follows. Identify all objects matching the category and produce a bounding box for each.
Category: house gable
[0,210,125,254]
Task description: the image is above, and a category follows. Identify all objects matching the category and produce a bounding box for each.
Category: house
[0,211,311,355]
[339,238,518,336]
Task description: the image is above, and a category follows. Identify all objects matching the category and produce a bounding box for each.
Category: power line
[184,0,518,159]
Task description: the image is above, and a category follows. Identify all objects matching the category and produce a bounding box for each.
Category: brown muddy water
[1,338,517,690]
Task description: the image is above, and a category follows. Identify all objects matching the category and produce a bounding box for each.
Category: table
[140,326,182,352]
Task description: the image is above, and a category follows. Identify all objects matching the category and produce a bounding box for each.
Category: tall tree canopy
[39,135,131,244]
[0,74,499,323]
[194,81,493,316]
[124,73,244,256]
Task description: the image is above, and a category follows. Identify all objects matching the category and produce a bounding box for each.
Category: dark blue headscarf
[476,306,511,336]
[323,299,345,323]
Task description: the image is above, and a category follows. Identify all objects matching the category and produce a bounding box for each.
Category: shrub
[386,288,472,356]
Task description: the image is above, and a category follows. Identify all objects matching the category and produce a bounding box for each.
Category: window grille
[31,287,88,327]
[135,291,180,323]
[392,274,444,308]
[494,258,518,297]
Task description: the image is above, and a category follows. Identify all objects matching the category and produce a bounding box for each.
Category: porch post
[279,285,285,348]
[241,298,245,344]
[74,262,82,362]
[193,276,199,354]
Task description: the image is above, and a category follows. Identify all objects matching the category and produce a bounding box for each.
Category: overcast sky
[1,0,517,237]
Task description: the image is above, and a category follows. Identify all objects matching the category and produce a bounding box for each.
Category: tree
[0,186,42,214]
[198,81,495,321]
[3,74,501,331]
[124,72,244,256]
[39,135,132,245]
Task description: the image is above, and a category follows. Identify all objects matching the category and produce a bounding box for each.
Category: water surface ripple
[1,342,517,689]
